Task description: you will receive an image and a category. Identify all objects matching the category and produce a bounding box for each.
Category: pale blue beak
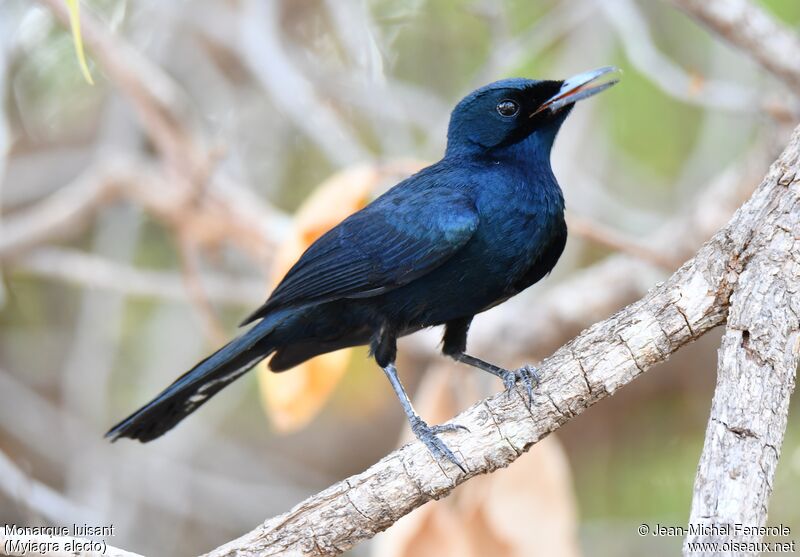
[532,66,621,116]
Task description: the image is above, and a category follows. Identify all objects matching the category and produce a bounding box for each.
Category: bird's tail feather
[106,323,275,443]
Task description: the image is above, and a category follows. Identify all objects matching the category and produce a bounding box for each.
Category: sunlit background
[1,1,799,556]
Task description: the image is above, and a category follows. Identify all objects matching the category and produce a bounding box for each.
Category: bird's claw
[501,364,541,408]
[410,415,468,473]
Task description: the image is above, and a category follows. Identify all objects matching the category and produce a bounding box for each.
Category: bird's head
[446,66,620,157]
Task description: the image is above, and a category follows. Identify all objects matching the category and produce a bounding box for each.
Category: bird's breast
[476,173,563,247]
[478,208,561,269]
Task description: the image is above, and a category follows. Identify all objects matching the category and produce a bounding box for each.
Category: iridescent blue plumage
[107,68,619,467]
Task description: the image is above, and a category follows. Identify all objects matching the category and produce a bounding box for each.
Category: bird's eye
[496,99,519,117]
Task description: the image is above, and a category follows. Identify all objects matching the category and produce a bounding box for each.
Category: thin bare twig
[176,233,228,344]
[566,213,677,269]
[470,0,598,90]
[0,158,282,264]
[239,0,371,167]
[14,247,264,305]
[0,159,124,260]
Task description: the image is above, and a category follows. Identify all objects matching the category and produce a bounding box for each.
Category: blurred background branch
[670,0,800,93]
[602,0,758,112]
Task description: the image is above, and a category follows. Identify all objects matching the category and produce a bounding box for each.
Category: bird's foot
[409,415,468,473]
[500,364,541,408]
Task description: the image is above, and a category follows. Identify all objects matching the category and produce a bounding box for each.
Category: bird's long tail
[106,322,276,443]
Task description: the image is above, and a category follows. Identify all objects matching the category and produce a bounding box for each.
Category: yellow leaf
[258,350,352,432]
[65,0,94,85]
[257,162,424,432]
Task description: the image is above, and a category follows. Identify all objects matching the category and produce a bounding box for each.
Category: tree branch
[0,159,124,261]
[200,127,800,557]
[603,0,757,112]
[685,155,800,551]
[13,247,265,306]
[566,213,678,270]
[238,0,371,167]
[669,0,800,93]
[0,158,282,264]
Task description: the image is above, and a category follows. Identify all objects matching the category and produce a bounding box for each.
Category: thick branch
[669,0,800,93]
[202,131,800,557]
[685,156,800,551]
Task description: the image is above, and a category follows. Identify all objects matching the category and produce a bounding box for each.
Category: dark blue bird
[107,67,619,470]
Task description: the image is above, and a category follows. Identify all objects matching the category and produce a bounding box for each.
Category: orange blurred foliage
[257,162,424,432]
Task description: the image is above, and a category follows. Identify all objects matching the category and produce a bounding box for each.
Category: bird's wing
[240,186,478,325]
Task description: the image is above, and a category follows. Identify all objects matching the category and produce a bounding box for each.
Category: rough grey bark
[684,153,800,553]
[201,128,800,557]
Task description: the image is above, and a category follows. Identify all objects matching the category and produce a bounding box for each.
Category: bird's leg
[451,352,540,408]
[381,363,468,472]
[442,317,539,407]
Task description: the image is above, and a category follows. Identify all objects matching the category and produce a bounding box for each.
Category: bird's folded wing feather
[240,187,479,325]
